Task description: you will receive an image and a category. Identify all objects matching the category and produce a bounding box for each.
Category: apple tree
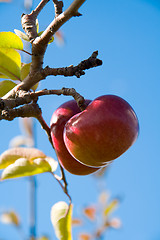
[0,0,139,239]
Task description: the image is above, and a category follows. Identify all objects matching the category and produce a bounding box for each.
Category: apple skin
[63,95,139,168]
[50,100,100,175]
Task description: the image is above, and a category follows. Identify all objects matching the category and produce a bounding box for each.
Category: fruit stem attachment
[35,110,71,204]
[51,172,72,205]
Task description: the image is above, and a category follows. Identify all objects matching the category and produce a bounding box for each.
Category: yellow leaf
[14,29,30,42]
[51,201,72,240]
[0,211,20,226]
[0,32,23,80]
[20,63,39,90]
[104,199,119,217]
[0,147,46,170]
[20,63,31,81]
[0,32,23,50]
[0,48,21,80]
[0,80,17,97]
[37,236,49,240]
[1,156,58,180]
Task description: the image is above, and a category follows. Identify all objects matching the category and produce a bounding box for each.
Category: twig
[32,0,50,18]
[34,0,86,47]
[22,49,32,55]
[42,51,102,78]
[21,0,50,41]
[1,87,86,111]
[36,113,54,148]
[51,172,72,204]
[52,0,63,17]
[18,50,102,91]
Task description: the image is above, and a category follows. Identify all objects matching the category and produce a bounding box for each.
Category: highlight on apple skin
[63,95,139,168]
[50,100,101,175]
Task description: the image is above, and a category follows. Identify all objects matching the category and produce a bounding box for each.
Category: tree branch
[32,0,50,18]
[1,87,86,115]
[43,50,102,78]
[21,0,50,41]
[18,51,102,91]
[0,103,41,121]
[33,0,86,47]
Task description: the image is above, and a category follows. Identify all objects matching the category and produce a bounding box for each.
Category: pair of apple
[50,95,139,175]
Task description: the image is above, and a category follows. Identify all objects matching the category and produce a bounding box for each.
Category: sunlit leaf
[1,156,58,180]
[14,29,30,42]
[0,80,17,97]
[0,48,21,80]
[9,135,34,148]
[0,211,20,226]
[0,32,23,80]
[0,32,23,50]
[36,19,39,33]
[72,218,83,227]
[78,233,92,240]
[83,206,96,221]
[103,199,119,217]
[0,147,46,169]
[20,63,31,80]
[20,63,39,90]
[51,201,72,240]
[0,73,9,79]
[109,217,121,229]
[37,236,49,240]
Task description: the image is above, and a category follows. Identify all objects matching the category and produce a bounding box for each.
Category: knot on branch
[53,0,64,17]
[0,103,42,121]
[61,87,86,111]
[0,99,5,110]
[21,13,38,41]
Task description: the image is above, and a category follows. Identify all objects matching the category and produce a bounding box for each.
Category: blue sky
[0,0,160,239]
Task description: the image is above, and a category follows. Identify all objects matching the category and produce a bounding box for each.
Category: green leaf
[0,147,46,169]
[20,63,31,81]
[0,73,9,79]
[0,32,23,80]
[20,63,39,90]
[1,156,58,180]
[0,32,23,50]
[0,80,17,97]
[51,201,72,240]
[14,29,30,42]
[0,48,21,80]
[38,31,54,44]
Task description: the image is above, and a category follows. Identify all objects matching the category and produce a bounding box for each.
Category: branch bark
[19,0,87,92]
[0,87,86,113]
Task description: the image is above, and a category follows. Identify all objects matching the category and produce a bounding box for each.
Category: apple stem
[51,172,72,205]
[36,111,71,204]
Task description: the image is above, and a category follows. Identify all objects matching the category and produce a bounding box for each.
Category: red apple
[64,95,139,167]
[50,100,100,175]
